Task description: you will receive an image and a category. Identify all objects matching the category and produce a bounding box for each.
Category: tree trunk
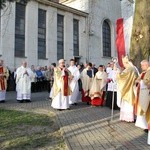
[130,0,150,67]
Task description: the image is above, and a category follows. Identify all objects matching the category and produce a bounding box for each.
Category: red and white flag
[116,18,126,67]
[116,16,134,67]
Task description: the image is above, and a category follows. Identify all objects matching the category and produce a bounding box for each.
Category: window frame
[102,20,111,58]
[73,19,79,57]
[57,14,64,60]
[38,9,46,59]
[15,2,26,57]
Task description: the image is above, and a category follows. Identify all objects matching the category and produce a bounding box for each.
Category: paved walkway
[0,91,150,150]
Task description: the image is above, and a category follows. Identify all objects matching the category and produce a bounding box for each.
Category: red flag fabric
[116,18,126,67]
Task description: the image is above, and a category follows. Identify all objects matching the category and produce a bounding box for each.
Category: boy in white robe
[68,59,80,105]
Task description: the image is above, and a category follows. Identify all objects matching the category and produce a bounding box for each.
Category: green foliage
[130,0,150,67]
[0,109,54,128]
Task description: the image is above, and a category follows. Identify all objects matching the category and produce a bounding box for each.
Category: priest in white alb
[144,63,150,145]
[134,60,150,145]
[68,59,80,105]
[51,59,73,110]
[16,61,34,103]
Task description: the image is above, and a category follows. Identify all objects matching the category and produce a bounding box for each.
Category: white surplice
[68,66,80,104]
[107,69,118,92]
[16,66,33,100]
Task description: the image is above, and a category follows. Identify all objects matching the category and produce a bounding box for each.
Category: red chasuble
[0,67,6,90]
[63,70,69,96]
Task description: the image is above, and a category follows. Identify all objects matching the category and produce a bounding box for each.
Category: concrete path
[0,91,149,150]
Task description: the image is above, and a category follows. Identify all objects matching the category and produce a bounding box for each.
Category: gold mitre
[122,55,129,63]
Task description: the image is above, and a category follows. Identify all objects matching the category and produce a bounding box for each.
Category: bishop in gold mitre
[117,55,138,122]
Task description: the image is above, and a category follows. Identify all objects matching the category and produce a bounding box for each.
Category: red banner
[116,18,126,67]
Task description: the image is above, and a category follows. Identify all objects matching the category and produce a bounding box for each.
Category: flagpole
[111,82,115,122]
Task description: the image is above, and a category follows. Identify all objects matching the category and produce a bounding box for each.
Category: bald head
[141,60,150,71]
[22,61,27,68]
[59,59,65,64]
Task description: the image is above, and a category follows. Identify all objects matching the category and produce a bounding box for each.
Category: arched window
[102,20,111,57]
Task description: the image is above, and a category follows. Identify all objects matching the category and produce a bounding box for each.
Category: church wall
[60,0,122,66]
[88,0,122,66]
[0,0,87,70]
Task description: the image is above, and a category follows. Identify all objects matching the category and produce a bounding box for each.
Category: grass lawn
[0,109,66,150]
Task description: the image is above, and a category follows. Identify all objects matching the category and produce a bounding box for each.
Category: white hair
[58,59,65,64]
[141,59,149,64]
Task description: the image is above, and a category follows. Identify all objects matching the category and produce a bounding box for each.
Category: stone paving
[0,91,150,150]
